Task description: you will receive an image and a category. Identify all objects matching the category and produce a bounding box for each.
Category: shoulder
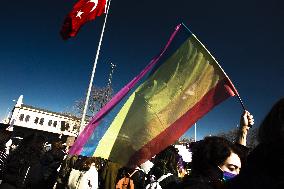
[179,175,216,189]
[158,174,180,189]
[179,181,214,189]
[131,169,146,178]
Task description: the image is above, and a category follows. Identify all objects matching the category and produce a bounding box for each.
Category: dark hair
[258,98,284,144]
[190,136,241,176]
[154,145,179,176]
[51,141,64,150]
[8,133,46,164]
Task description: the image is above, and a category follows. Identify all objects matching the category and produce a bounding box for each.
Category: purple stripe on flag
[68,24,182,155]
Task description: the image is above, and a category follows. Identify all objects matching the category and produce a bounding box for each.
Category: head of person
[15,133,46,153]
[51,141,64,150]
[258,98,284,145]
[191,136,242,178]
[149,160,168,179]
[81,157,100,171]
[154,145,179,176]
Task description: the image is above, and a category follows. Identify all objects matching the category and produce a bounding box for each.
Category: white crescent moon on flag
[89,0,99,12]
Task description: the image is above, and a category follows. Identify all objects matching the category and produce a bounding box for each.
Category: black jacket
[226,142,284,189]
[178,166,225,189]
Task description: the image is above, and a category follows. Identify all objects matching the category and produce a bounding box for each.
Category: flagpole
[79,0,112,134]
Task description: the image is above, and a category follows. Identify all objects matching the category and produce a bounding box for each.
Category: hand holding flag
[60,0,107,40]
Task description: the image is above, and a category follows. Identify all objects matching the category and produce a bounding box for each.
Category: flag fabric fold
[60,0,106,40]
[69,24,239,167]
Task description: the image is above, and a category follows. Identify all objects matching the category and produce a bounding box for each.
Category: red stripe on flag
[127,78,234,167]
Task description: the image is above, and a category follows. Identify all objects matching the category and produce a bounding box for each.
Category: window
[61,121,66,131]
[53,121,57,127]
[65,123,70,130]
[19,114,24,121]
[34,117,39,124]
[48,120,52,126]
[73,125,80,132]
[25,115,30,122]
[39,118,44,125]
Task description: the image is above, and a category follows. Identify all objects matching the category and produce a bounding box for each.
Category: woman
[146,146,181,189]
[227,98,284,189]
[179,136,244,189]
[179,111,254,189]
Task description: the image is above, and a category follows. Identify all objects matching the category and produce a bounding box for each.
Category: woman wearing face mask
[227,98,284,189]
[178,111,254,189]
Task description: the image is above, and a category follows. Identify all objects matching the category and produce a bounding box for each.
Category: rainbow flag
[69,24,238,167]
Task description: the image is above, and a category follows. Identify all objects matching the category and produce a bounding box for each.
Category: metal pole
[79,0,112,134]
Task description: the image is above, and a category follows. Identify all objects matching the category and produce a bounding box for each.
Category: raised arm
[237,110,254,146]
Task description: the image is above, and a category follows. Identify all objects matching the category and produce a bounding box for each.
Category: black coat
[178,166,224,189]
[0,156,45,189]
[38,149,66,189]
[226,143,284,189]
[131,169,147,189]
[0,147,8,180]
[159,174,180,189]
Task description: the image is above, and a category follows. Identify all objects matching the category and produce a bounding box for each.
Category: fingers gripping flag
[60,0,107,40]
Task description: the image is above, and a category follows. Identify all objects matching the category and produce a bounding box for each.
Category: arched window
[48,120,52,126]
[39,118,44,125]
[61,121,66,131]
[53,121,57,127]
[65,123,70,130]
[34,117,39,124]
[19,114,24,121]
[25,115,30,122]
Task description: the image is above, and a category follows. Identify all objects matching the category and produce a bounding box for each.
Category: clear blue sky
[0,0,283,140]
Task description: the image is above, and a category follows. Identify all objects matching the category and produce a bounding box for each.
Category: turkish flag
[60,0,107,40]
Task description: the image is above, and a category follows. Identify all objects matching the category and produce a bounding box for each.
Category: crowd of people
[0,97,282,189]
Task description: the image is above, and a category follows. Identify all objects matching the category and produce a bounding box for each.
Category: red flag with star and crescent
[60,0,107,40]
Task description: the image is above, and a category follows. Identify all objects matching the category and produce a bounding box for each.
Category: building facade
[8,95,83,137]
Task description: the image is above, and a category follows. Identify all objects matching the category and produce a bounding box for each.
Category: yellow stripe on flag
[102,36,226,165]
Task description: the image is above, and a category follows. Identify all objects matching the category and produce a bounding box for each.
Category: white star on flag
[60,0,107,39]
[76,10,84,18]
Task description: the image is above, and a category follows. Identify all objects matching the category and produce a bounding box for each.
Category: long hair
[190,136,241,176]
[154,145,179,176]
